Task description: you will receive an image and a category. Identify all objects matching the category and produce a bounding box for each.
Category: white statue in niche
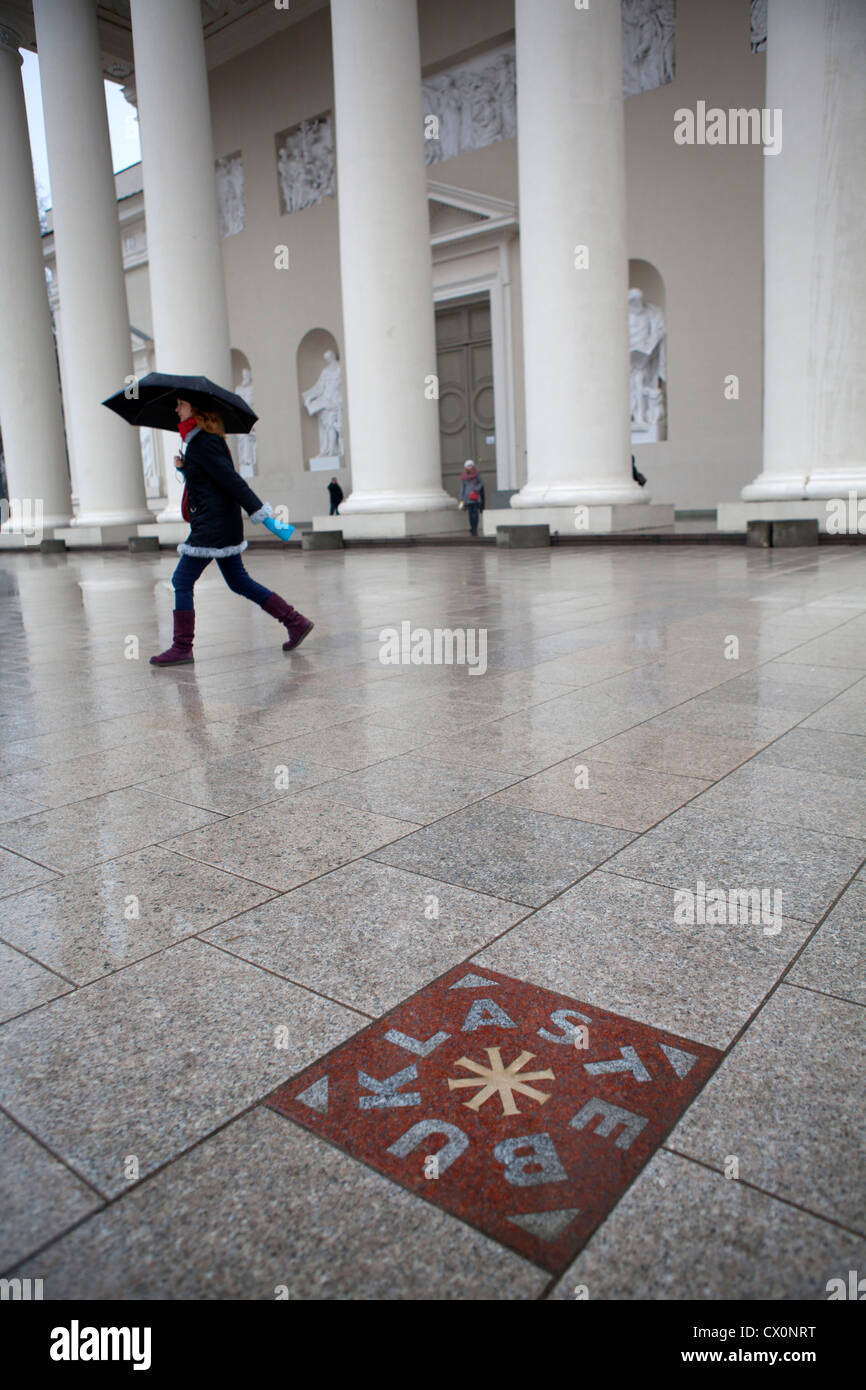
[215,152,245,237]
[276,116,335,214]
[303,350,344,466]
[621,0,676,99]
[629,288,667,440]
[235,368,257,478]
[140,427,162,497]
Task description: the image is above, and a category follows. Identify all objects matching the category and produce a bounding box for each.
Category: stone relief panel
[422,44,517,165]
[275,115,335,215]
[215,151,245,237]
[751,0,768,53]
[622,0,676,98]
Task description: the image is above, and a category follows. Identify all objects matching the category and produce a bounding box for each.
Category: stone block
[772,519,819,547]
[302,530,344,550]
[39,538,67,553]
[128,536,160,553]
[496,524,551,548]
[746,521,772,548]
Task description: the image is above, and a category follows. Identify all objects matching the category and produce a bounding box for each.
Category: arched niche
[230,347,257,477]
[296,328,344,471]
[628,259,667,443]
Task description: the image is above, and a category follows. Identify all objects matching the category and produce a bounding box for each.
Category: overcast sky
[21,49,142,207]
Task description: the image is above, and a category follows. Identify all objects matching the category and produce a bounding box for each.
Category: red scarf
[177,416,197,520]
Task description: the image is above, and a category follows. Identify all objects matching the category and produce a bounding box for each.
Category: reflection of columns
[511,0,642,508]
[742,0,866,502]
[130,0,232,523]
[330,0,453,514]
[33,0,150,529]
[0,27,71,531]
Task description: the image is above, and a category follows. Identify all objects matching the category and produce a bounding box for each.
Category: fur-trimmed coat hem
[177,541,248,559]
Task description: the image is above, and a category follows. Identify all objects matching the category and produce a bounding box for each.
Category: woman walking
[151,397,313,666]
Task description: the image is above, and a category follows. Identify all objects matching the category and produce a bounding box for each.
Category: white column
[33,0,150,529]
[0,25,71,531]
[511,0,642,509]
[129,0,233,523]
[330,0,454,514]
[742,0,866,503]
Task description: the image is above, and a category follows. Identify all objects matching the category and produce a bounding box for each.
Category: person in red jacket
[150,398,313,665]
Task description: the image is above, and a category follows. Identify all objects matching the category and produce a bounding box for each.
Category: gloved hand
[263,516,295,542]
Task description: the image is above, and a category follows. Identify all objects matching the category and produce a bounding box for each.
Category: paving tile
[491,758,708,832]
[0,845,58,900]
[246,718,426,771]
[0,1113,102,1271]
[754,728,866,781]
[0,938,362,1198]
[0,787,222,874]
[0,845,278,985]
[688,763,866,839]
[580,726,762,780]
[267,963,720,1276]
[775,636,866,670]
[164,794,418,891]
[14,1108,544,1298]
[0,789,47,824]
[606,806,866,923]
[647,698,802,741]
[548,1150,866,1300]
[670,984,866,1232]
[786,881,866,1006]
[373,802,632,906]
[204,860,526,1014]
[138,746,345,815]
[0,939,72,1022]
[313,755,521,824]
[802,683,866,736]
[474,871,810,1050]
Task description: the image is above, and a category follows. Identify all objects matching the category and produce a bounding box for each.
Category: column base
[717,499,865,534]
[53,524,143,548]
[481,502,675,537]
[137,521,189,546]
[510,481,649,508]
[313,508,467,540]
[338,488,459,514]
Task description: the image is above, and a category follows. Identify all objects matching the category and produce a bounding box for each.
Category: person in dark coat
[150,397,313,665]
[459,460,485,536]
[327,477,344,515]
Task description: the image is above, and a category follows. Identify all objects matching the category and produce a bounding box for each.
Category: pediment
[426,181,517,245]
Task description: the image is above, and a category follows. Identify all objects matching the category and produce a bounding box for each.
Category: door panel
[435,296,495,500]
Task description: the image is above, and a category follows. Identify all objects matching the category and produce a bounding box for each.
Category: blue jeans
[172,553,273,612]
[467,503,481,535]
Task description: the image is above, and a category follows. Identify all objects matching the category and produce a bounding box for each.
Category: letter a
[461,998,517,1031]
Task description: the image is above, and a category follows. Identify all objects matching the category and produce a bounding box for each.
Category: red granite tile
[266,965,722,1274]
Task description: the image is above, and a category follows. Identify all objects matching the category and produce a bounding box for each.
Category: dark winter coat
[178,426,265,558]
[460,472,485,508]
[328,480,344,505]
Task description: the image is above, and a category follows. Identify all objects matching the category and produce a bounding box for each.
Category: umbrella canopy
[102,373,258,434]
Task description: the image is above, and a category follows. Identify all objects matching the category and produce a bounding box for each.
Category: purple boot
[150,609,195,665]
[262,593,314,651]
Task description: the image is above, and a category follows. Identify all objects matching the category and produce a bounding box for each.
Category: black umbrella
[102,372,258,433]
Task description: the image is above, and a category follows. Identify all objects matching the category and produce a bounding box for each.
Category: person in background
[459,460,485,537]
[327,477,344,515]
[631,454,647,487]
